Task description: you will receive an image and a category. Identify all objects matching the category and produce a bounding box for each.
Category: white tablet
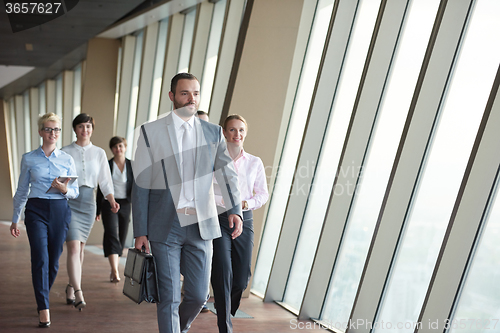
[46,176,78,194]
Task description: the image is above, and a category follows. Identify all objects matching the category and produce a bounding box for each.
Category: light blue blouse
[12,146,79,223]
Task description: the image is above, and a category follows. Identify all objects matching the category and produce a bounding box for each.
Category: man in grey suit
[132,73,243,333]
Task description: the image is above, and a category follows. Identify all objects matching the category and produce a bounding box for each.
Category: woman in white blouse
[62,113,119,310]
[96,136,134,283]
[212,114,269,333]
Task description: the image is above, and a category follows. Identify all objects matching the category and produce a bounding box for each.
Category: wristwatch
[242,200,248,210]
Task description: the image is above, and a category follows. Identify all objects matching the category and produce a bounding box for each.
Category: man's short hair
[170,73,199,95]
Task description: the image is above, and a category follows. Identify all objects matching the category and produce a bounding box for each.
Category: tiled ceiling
[0,0,149,99]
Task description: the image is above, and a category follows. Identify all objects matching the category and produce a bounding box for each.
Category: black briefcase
[123,248,160,304]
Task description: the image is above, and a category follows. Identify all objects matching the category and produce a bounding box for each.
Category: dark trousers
[211,211,253,333]
[24,198,71,311]
[101,199,131,257]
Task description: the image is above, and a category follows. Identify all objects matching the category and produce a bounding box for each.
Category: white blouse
[214,150,269,211]
[62,142,114,198]
[112,160,127,199]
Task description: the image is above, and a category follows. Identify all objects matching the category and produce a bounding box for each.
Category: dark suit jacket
[96,158,133,216]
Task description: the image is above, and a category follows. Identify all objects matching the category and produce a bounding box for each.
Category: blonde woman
[212,115,269,333]
[10,113,79,327]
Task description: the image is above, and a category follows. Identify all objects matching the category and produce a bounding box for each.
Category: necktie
[182,122,195,202]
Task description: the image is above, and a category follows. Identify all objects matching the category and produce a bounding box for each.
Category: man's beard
[173,101,197,118]
[176,106,196,118]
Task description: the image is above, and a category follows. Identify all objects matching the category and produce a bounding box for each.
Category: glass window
[39,82,46,115]
[9,98,20,184]
[199,0,227,113]
[178,8,197,74]
[319,0,440,325]
[126,30,144,160]
[252,0,334,296]
[375,0,500,331]
[449,178,500,333]
[73,64,82,118]
[23,91,31,152]
[55,74,63,118]
[72,63,82,142]
[114,48,122,130]
[449,3,500,333]
[289,0,381,308]
[38,82,46,146]
[149,18,169,122]
[55,74,63,148]
[284,0,387,312]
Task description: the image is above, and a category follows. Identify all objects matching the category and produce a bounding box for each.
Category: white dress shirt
[215,149,269,211]
[62,142,114,198]
[171,112,197,209]
[112,160,127,199]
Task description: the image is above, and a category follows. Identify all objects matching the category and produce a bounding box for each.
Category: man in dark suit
[132,73,242,333]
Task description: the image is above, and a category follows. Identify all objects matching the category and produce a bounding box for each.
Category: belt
[176,207,197,215]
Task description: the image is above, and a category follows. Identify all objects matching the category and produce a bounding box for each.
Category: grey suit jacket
[131,113,242,241]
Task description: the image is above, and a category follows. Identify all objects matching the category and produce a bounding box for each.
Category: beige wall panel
[261,0,316,220]
[80,38,120,245]
[29,88,40,150]
[226,0,304,297]
[0,100,14,220]
[46,80,55,114]
[62,71,74,146]
[14,95,26,162]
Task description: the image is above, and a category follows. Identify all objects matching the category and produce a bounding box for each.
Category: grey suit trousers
[151,220,213,333]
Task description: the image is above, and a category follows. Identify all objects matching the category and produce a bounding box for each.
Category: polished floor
[0,222,324,332]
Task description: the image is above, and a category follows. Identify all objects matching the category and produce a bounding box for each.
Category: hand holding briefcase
[123,248,160,304]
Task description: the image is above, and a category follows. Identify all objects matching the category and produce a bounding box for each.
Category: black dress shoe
[38,321,51,328]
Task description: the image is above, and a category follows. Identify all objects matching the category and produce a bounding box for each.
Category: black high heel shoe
[74,290,86,311]
[110,272,121,283]
[38,310,51,328]
[66,284,75,305]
